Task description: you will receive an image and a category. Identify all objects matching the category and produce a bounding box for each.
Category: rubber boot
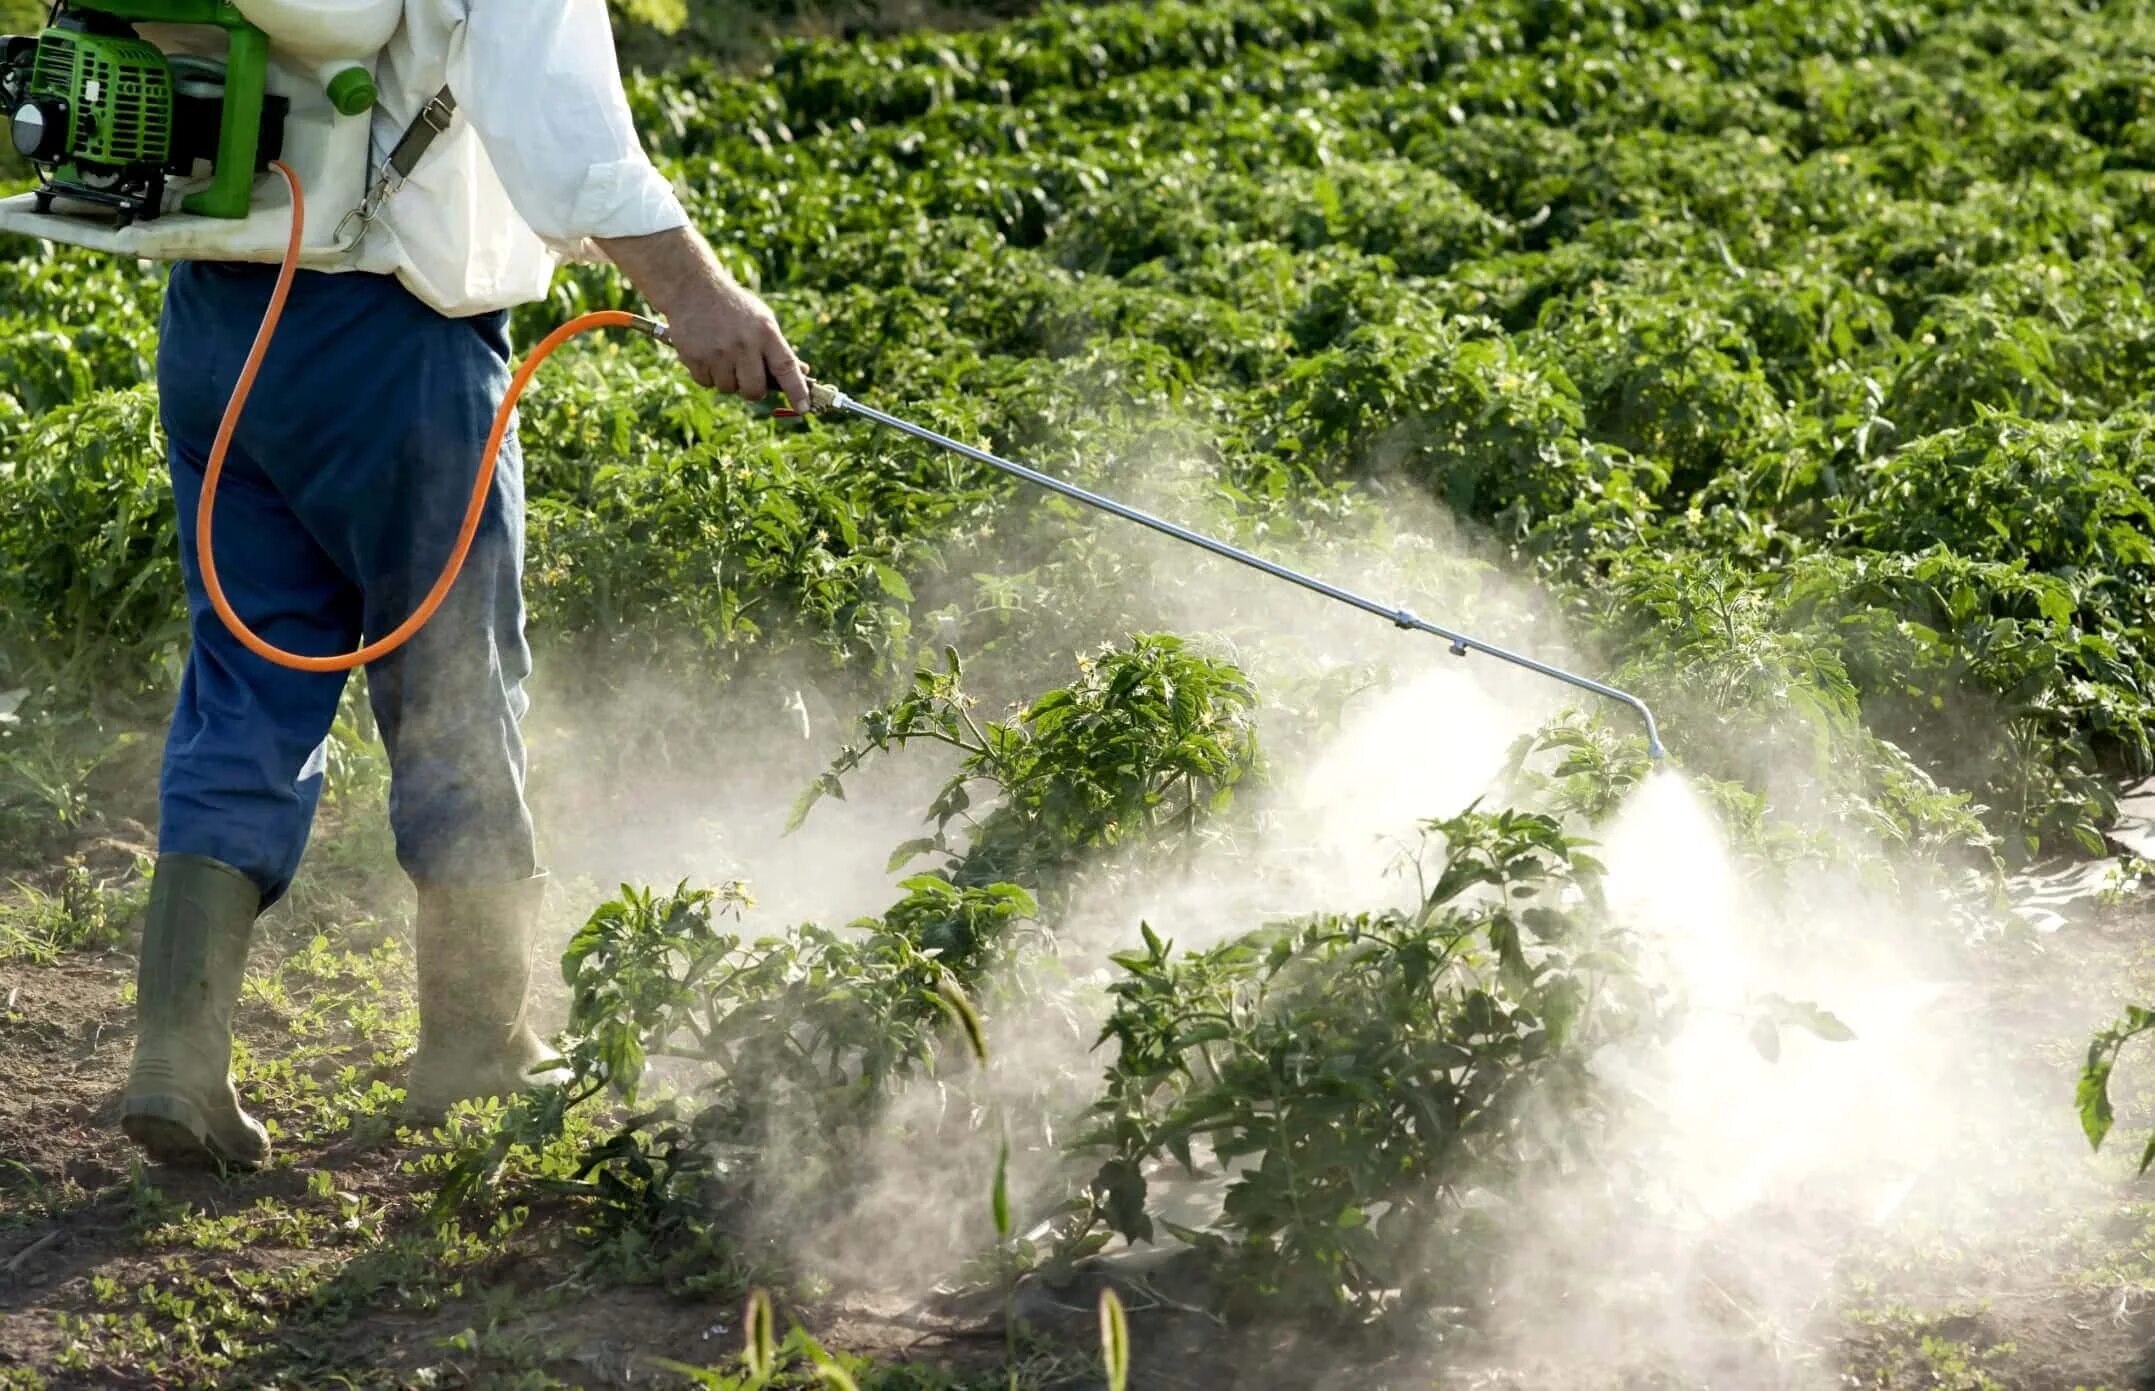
[404,874,564,1118]
[120,855,272,1170]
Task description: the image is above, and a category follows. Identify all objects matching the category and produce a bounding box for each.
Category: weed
[0,855,145,964]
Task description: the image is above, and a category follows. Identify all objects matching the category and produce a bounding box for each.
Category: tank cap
[326,66,376,117]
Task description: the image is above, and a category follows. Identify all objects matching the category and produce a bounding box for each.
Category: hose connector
[775,380,847,418]
[626,314,670,344]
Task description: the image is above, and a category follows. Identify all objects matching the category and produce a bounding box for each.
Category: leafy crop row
[7,0,2155,1345]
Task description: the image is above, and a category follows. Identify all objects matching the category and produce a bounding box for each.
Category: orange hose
[197,161,645,672]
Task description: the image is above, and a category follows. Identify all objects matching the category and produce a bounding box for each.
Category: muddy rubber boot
[404,874,565,1119]
[120,855,272,1170]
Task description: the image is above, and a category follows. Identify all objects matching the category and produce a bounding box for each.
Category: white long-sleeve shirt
[360,0,690,317]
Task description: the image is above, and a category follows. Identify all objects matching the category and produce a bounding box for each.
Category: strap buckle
[333,86,458,245]
[334,167,400,244]
[414,91,455,137]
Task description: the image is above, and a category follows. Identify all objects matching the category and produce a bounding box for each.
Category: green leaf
[649,1358,742,1390]
[935,975,990,1064]
[2080,1007,2155,1152]
[1094,1159,1152,1244]
[992,1136,1012,1239]
[802,1335,861,1391]
[869,560,915,603]
[743,1288,776,1380]
[2079,1059,2116,1151]
[886,839,942,872]
[1099,1288,1131,1391]
[1794,1008,1856,1043]
[785,771,846,834]
[609,0,686,32]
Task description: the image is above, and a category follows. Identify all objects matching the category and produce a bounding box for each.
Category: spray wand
[199,162,1663,758]
[776,382,1667,761]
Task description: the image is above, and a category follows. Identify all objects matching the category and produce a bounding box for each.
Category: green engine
[2,1,284,226]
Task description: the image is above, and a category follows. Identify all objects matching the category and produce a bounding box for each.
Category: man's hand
[594,226,811,413]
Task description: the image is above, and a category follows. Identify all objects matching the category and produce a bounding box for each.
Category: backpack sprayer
[0,0,398,255]
[0,1,1666,759]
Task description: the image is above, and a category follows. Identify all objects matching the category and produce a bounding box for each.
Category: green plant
[1070,806,1661,1320]
[655,1287,877,1389]
[0,855,145,964]
[18,0,2155,1378]
[2078,1006,2155,1174]
[792,637,1261,906]
[439,639,1259,1270]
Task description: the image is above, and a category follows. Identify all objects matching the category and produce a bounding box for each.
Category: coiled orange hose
[197,161,648,672]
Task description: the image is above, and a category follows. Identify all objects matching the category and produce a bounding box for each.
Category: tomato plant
[12,0,2155,1336]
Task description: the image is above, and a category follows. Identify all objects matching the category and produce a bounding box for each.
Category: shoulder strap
[335,85,458,244]
[384,86,459,183]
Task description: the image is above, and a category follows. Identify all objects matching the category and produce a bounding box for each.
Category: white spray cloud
[515,433,2129,1385]
[1463,769,2120,1387]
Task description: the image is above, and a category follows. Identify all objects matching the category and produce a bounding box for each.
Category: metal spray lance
[774,381,1668,760]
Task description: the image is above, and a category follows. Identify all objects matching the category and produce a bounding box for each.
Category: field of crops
[11,0,2155,1386]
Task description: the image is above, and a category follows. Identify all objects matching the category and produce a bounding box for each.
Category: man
[120,0,807,1169]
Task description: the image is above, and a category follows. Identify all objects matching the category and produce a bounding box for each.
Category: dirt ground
[0,922,1389,1391]
[9,811,2155,1388]
[0,945,1008,1387]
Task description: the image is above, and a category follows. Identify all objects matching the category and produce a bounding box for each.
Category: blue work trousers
[156,261,536,904]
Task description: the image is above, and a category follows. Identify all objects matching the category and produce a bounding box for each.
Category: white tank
[0,0,408,265]
[233,0,402,101]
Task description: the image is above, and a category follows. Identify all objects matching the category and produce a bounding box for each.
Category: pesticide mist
[498,456,2135,1389]
[1463,767,2117,1387]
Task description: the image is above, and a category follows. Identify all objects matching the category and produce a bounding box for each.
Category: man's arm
[455,0,809,410]
[595,226,811,412]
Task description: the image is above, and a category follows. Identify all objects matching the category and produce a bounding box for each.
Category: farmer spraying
[0,0,1663,1176]
[10,0,811,1170]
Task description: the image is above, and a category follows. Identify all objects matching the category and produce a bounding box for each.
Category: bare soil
[0,915,1008,1388]
[8,837,2155,1388]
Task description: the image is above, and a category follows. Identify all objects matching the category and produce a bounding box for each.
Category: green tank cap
[326,66,377,117]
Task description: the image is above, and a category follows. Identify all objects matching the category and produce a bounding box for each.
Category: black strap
[385,86,458,182]
[338,85,458,241]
